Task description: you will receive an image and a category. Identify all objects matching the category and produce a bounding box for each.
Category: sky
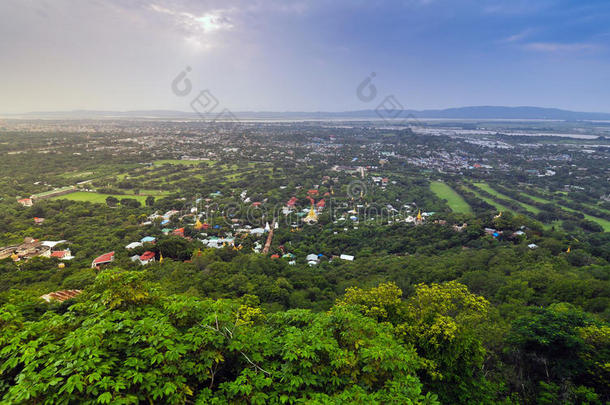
[1,0,610,113]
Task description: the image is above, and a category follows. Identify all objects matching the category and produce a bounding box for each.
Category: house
[41,240,67,248]
[51,249,74,260]
[250,228,266,235]
[125,241,143,250]
[91,251,115,268]
[17,198,33,207]
[0,237,50,261]
[138,251,156,265]
[316,199,326,209]
[140,236,156,244]
[172,228,185,237]
[203,237,235,249]
[286,197,298,208]
[453,223,468,232]
[339,254,354,261]
[163,210,179,219]
[528,243,538,249]
[33,217,45,225]
[306,253,319,266]
[40,289,82,303]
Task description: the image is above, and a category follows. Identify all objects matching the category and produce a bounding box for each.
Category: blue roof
[141,236,156,243]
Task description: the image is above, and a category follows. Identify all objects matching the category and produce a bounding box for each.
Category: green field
[430,182,472,213]
[52,191,149,204]
[474,182,540,214]
[520,192,610,232]
[462,185,512,213]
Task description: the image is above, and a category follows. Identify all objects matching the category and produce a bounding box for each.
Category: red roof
[270,254,280,259]
[202,223,210,230]
[140,251,155,261]
[40,290,82,303]
[308,189,319,195]
[286,197,298,207]
[51,250,68,258]
[172,228,185,236]
[316,199,326,208]
[93,251,114,265]
[252,202,262,207]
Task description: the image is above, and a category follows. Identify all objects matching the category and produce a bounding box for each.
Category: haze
[2,0,610,114]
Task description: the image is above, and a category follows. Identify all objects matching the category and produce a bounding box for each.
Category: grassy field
[430,182,472,213]
[52,191,149,204]
[474,182,541,214]
[520,192,610,232]
[462,185,512,213]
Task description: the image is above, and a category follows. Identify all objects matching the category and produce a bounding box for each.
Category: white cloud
[150,3,234,49]
[523,42,601,53]
[502,28,534,43]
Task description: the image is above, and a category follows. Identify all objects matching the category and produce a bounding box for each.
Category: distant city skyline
[1,0,610,114]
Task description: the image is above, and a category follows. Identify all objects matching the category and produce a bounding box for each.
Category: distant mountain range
[4,106,610,121]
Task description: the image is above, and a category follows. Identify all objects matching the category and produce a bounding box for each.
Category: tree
[105,196,119,207]
[0,270,439,404]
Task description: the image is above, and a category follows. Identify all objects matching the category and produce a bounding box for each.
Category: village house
[131,251,155,265]
[17,198,33,207]
[0,237,51,261]
[91,251,115,268]
[40,289,82,303]
[50,249,74,260]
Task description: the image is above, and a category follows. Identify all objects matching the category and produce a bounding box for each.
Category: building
[306,254,319,266]
[0,237,51,261]
[138,251,156,265]
[17,198,33,207]
[304,205,318,225]
[91,251,115,268]
[125,242,143,250]
[40,289,82,303]
[50,250,74,260]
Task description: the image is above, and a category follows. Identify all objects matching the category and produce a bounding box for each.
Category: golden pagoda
[10,252,19,262]
[304,204,318,225]
[194,219,203,230]
[416,210,423,224]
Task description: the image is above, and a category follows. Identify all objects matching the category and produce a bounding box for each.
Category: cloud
[150,3,234,49]
[502,28,534,43]
[523,42,601,53]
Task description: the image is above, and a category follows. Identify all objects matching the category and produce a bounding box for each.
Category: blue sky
[1,0,609,113]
